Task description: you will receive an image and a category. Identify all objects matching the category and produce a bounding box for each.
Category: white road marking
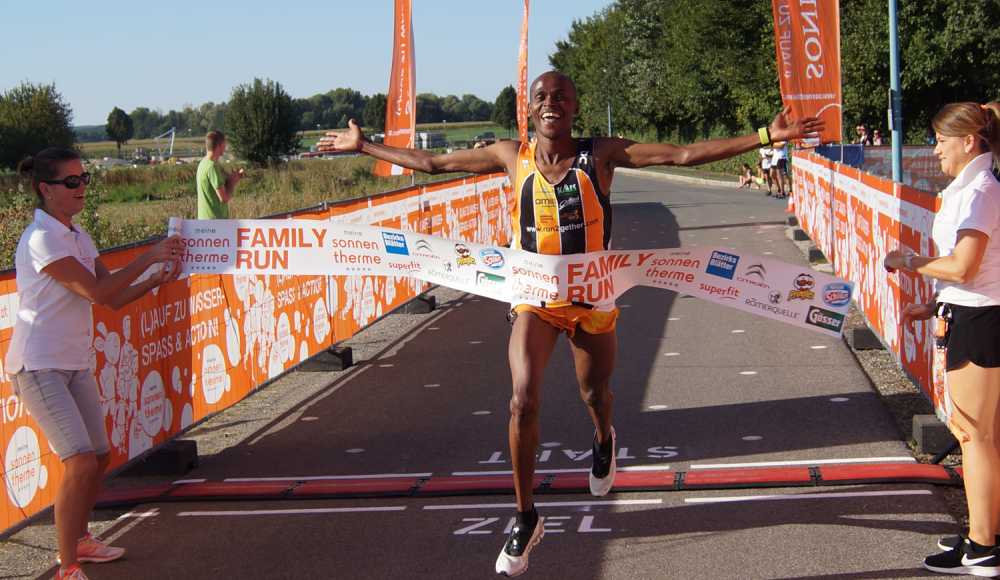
[812,345,828,349]
[732,330,745,333]
[424,384,441,388]
[743,436,763,441]
[453,465,673,477]
[685,490,932,504]
[179,507,407,517]
[424,499,662,511]
[224,473,433,482]
[740,371,758,375]
[831,397,851,402]
[346,448,364,453]
[473,411,491,415]
[648,405,669,410]
[690,457,916,469]
[173,479,206,484]
[664,352,680,357]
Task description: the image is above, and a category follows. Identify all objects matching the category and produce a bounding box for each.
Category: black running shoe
[924,537,1000,576]
[589,427,616,497]
[495,514,544,577]
[940,535,1000,552]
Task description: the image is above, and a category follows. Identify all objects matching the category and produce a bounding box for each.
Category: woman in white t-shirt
[884,102,1000,576]
[7,148,182,580]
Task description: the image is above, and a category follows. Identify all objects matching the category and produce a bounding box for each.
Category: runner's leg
[508,311,561,511]
[568,327,616,444]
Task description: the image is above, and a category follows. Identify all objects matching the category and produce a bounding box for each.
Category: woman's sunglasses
[42,173,91,189]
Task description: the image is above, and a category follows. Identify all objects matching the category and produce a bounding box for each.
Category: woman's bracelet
[904,254,915,271]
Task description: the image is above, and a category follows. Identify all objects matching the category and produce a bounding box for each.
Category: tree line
[0,79,509,170]
[551,0,1000,144]
[72,90,497,144]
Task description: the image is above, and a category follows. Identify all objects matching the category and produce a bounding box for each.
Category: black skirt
[944,303,1000,371]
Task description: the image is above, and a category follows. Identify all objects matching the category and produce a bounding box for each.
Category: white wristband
[905,254,915,271]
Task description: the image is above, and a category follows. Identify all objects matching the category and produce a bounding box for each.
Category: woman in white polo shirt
[7,148,183,580]
[884,102,1000,576]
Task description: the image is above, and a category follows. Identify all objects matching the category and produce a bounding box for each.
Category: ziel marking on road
[178,507,408,517]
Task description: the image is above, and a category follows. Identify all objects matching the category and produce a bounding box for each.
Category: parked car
[474,132,496,141]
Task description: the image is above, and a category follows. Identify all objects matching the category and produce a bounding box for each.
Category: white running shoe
[495,515,545,577]
[589,426,616,497]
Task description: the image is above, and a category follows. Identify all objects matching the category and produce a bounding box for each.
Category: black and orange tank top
[511,138,612,255]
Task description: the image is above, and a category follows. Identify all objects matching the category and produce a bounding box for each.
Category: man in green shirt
[197,131,244,219]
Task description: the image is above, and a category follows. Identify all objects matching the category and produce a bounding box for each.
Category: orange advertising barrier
[373,0,416,177]
[0,173,512,534]
[792,151,943,408]
[771,0,842,143]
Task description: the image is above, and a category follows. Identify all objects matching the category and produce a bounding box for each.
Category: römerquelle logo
[706,251,739,280]
[382,232,409,255]
[805,306,845,332]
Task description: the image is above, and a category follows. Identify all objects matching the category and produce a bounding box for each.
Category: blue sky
[2,0,613,126]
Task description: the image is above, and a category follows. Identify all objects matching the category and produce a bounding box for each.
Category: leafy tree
[492,85,518,138]
[105,107,134,155]
[363,93,388,133]
[416,93,443,124]
[223,78,300,167]
[0,81,75,171]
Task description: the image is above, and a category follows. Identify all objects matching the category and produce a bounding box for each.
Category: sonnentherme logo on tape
[805,306,845,332]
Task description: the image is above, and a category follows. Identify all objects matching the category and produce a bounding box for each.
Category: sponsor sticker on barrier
[788,273,816,301]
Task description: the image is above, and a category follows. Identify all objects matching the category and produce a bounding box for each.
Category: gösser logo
[823,283,851,307]
[805,306,845,332]
[455,243,476,268]
[706,250,740,280]
[382,232,409,256]
[476,271,505,294]
[788,273,815,301]
[479,249,505,269]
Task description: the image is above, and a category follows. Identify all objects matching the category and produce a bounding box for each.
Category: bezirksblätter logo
[805,306,845,332]
[706,251,740,280]
[382,232,409,256]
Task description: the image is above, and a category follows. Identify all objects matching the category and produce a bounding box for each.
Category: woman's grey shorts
[9,369,110,461]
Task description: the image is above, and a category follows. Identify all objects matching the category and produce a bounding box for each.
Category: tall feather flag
[374,0,416,176]
[516,0,530,143]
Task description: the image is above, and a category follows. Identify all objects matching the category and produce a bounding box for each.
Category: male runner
[326,71,822,576]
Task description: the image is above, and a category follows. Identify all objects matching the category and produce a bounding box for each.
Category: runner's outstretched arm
[321,119,517,175]
[605,107,824,169]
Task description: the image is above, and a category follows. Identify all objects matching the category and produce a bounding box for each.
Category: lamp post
[188,128,192,155]
[602,68,612,137]
[317,124,321,144]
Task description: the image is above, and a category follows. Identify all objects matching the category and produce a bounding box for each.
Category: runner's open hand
[769,106,824,142]
[322,119,367,152]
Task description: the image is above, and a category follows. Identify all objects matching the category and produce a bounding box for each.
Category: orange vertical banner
[516,0,530,143]
[772,0,842,144]
[374,0,416,177]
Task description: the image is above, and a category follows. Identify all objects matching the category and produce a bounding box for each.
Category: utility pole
[607,102,612,137]
[889,0,903,182]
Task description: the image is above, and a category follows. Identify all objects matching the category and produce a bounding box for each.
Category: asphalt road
[52,174,956,580]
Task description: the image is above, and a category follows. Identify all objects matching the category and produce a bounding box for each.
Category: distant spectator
[754,161,767,188]
[197,131,244,220]
[925,127,938,145]
[770,141,789,198]
[474,141,487,149]
[853,123,872,146]
[738,163,757,188]
[872,130,884,146]
[760,146,774,195]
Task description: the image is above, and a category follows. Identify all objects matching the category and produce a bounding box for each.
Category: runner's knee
[510,389,540,422]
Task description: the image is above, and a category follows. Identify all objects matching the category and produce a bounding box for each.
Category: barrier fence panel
[792,151,943,413]
[0,173,512,534]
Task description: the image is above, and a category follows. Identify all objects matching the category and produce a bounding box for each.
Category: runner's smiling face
[530,73,579,140]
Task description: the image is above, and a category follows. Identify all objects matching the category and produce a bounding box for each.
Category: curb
[615,167,741,188]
